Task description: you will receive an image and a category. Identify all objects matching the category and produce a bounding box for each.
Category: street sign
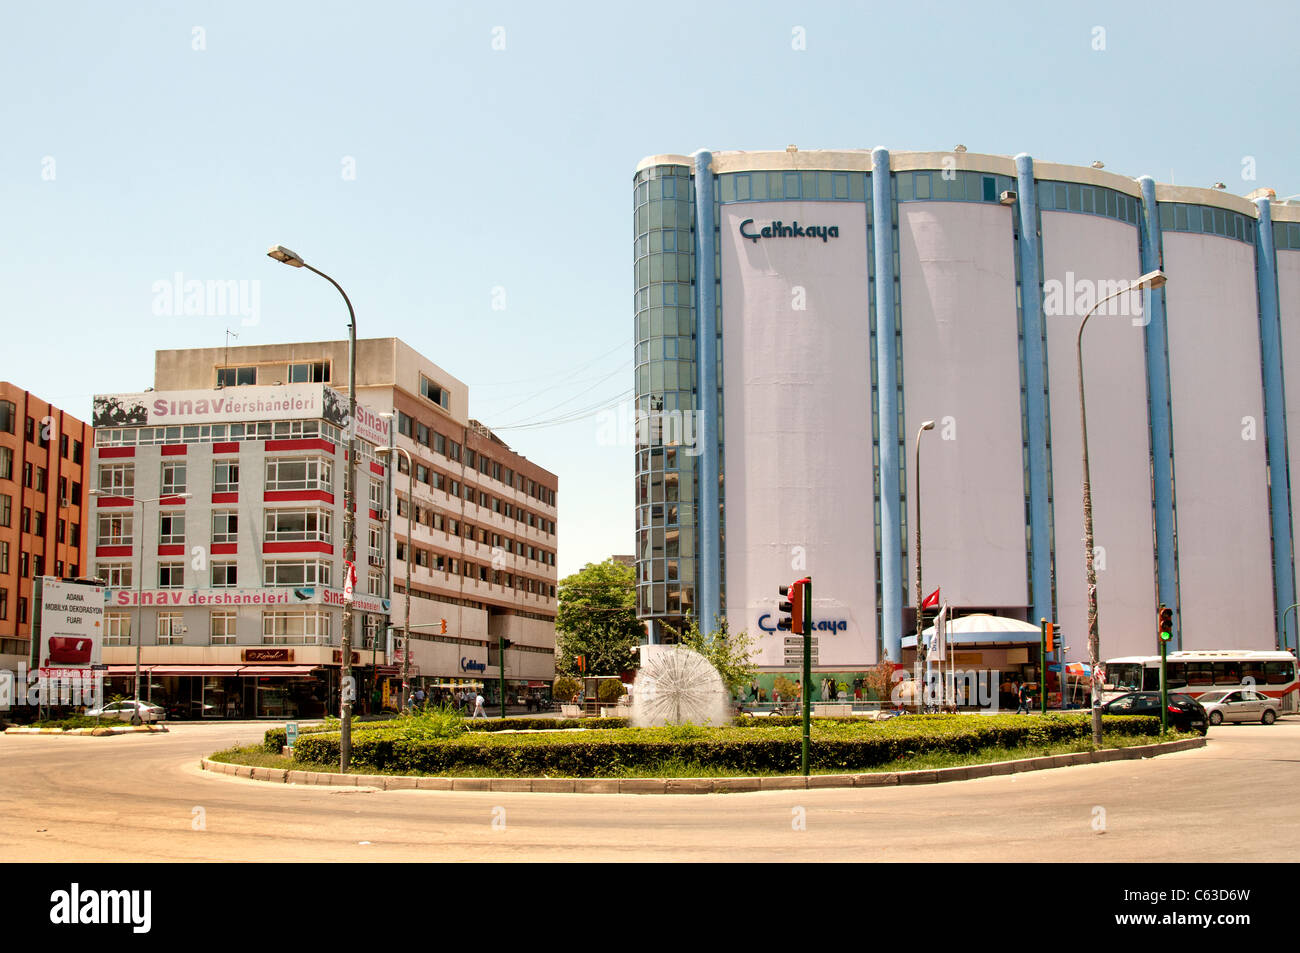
[783,637,818,647]
[285,722,298,749]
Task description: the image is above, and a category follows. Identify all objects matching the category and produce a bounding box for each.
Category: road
[2,719,1298,861]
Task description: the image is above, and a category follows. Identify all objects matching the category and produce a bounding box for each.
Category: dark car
[1101,691,1208,735]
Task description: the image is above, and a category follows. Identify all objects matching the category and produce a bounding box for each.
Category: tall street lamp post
[267,244,359,772]
[1077,269,1167,746]
[914,419,935,711]
[375,439,412,712]
[90,490,190,723]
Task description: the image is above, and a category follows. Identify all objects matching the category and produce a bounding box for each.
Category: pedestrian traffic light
[1044,622,1055,654]
[778,580,805,635]
[1158,605,1174,642]
[440,618,447,634]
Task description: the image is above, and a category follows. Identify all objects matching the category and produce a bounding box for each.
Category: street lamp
[914,419,936,711]
[1077,268,1167,746]
[89,489,191,723]
[267,243,359,772]
[375,431,412,714]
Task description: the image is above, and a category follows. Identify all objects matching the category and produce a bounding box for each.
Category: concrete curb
[198,735,1207,795]
[4,724,168,735]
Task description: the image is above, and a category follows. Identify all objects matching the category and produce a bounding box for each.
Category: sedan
[85,700,166,724]
[1195,689,1279,726]
[1101,691,1207,735]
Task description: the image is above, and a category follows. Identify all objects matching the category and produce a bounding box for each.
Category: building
[0,384,93,680]
[149,339,559,710]
[633,147,1300,686]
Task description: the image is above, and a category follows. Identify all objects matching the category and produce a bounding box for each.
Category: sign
[37,577,104,677]
[285,722,298,748]
[460,657,486,674]
[759,613,846,633]
[738,218,841,244]
[92,384,390,447]
[242,648,294,663]
[103,587,391,616]
[332,650,361,665]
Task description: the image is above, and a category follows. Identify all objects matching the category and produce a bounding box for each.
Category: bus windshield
[1106,663,1143,692]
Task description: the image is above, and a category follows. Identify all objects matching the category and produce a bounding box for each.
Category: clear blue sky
[3,0,1297,578]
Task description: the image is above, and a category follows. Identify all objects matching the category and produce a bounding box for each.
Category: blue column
[693,150,721,638]
[1255,198,1296,651]
[872,147,901,661]
[1137,177,1179,643]
[1014,154,1053,623]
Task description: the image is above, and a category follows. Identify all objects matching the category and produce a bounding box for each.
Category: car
[1194,689,1280,726]
[84,700,166,724]
[1100,691,1207,735]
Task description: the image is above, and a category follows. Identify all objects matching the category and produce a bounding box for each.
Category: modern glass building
[634,147,1300,674]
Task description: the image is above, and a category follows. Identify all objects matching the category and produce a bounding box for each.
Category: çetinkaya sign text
[739,219,840,244]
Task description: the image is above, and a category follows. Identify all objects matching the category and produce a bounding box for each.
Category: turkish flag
[344,560,357,603]
[921,587,940,610]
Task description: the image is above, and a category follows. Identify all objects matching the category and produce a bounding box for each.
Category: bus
[1102,650,1298,712]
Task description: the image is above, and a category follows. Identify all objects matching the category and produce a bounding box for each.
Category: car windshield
[1198,691,1227,703]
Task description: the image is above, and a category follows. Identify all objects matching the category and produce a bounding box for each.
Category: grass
[210,728,1196,780]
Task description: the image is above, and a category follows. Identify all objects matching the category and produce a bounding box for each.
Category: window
[216,366,256,387]
[264,559,331,587]
[212,510,238,543]
[0,400,13,434]
[0,541,6,574]
[17,596,27,624]
[264,508,332,542]
[159,512,185,545]
[158,563,184,588]
[33,512,45,537]
[157,612,184,644]
[262,609,331,644]
[98,513,133,546]
[213,461,240,493]
[60,434,69,458]
[72,439,82,464]
[211,562,238,587]
[0,494,9,527]
[368,570,382,595]
[368,526,384,563]
[161,463,187,495]
[434,432,446,455]
[369,480,385,510]
[23,462,31,488]
[0,590,5,620]
[288,361,330,383]
[1266,661,1296,685]
[33,555,44,577]
[420,375,450,409]
[265,457,332,492]
[105,611,132,644]
[96,562,132,588]
[416,422,429,446]
[21,507,30,534]
[211,610,237,644]
[35,467,47,492]
[0,446,11,481]
[25,417,34,442]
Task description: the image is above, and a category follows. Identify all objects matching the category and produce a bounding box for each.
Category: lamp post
[914,420,935,711]
[90,489,191,723]
[267,244,358,772]
[1077,269,1167,746]
[374,438,412,713]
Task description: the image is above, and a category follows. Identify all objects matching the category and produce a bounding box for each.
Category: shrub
[597,679,627,702]
[553,676,581,702]
[772,675,797,700]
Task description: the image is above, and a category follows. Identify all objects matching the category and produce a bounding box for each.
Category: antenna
[221,328,239,388]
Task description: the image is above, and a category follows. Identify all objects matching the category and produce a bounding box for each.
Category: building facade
[0,384,92,680]
[633,147,1300,676]
[151,339,559,709]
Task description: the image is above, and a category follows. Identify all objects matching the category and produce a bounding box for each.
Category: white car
[85,700,166,724]
[1197,689,1279,726]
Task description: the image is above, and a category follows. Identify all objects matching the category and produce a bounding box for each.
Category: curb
[199,735,1207,794]
[4,724,169,735]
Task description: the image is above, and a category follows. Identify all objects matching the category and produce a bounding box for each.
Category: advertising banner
[103,586,391,616]
[37,577,105,678]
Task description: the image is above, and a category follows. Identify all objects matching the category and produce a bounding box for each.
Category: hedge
[262,716,631,752]
[286,714,1166,777]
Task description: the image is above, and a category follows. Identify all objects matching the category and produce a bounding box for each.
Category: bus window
[1186,663,1215,686]
[1240,661,1265,686]
[1107,663,1142,692]
[1166,662,1188,689]
[1213,661,1241,684]
[1266,661,1296,685]
[1143,667,1160,691]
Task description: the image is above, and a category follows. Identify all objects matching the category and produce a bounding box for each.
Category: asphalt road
[2,719,1298,861]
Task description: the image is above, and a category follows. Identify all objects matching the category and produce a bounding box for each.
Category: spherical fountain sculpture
[629,644,731,728]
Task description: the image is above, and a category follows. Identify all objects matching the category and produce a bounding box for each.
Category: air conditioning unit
[369,555,383,566]
[61,498,71,508]
[379,508,390,522]
[999,190,1018,206]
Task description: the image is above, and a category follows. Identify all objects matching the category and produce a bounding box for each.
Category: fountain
[629,644,731,728]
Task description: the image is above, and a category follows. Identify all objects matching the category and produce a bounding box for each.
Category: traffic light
[778,581,805,635]
[1158,605,1174,642]
[440,618,447,635]
[501,638,513,650]
[1044,622,1055,654]
[576,654,586,673]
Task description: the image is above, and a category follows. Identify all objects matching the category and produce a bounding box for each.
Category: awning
[150,665,243,676]
[527,681,548,688]
[105,665,153,676]
[903,613,1046,648]
[238,665,320,677]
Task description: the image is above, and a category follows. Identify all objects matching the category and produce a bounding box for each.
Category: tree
[663,615,758,698]
[555,559,642,676]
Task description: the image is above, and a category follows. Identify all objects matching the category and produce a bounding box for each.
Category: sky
[3,0,1299,579]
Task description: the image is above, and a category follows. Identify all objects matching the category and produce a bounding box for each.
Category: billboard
[92,384,390,447]
[103,586,391,616]
[36,577,105,678]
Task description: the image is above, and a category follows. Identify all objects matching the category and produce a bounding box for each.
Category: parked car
[165,699,215,721]
[85,700,166,723]
[1194,689,1280,726]
[1100,691,1207,735]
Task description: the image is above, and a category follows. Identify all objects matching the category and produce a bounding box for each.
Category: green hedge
[287,714,1165,777]
[263,716,631,752]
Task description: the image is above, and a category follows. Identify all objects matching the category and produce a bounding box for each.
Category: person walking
[473,691,487,719]
[1017,681,1030,715]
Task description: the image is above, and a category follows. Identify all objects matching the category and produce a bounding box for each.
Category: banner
[37,578,105,677]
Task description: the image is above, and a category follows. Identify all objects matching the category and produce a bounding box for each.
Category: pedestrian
[473,692,487,719]
[1017,681,1030,715]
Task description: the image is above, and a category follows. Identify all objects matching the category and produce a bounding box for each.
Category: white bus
[1102,650,1298,713]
